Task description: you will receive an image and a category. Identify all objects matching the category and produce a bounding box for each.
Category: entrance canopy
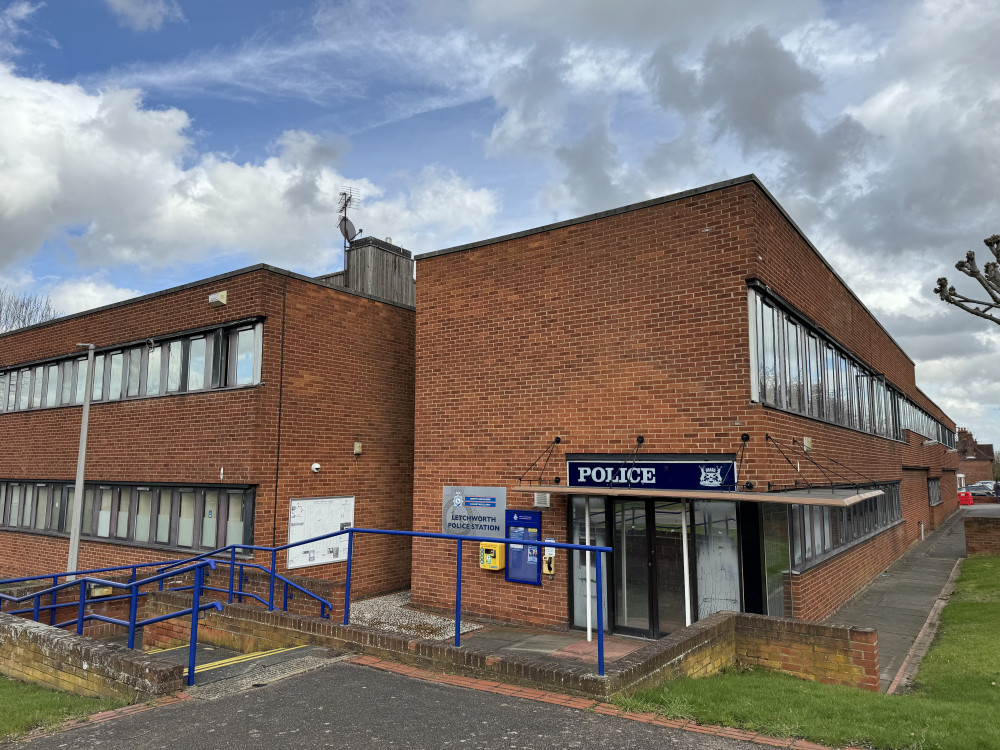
[516,485,882,507]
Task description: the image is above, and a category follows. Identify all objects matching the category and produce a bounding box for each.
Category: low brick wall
[965,515,1000,555]
[0,612,183,698]
[734,613,879,691]
[144,594,879,697]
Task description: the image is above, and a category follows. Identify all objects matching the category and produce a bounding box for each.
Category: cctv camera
[310,463,321,473]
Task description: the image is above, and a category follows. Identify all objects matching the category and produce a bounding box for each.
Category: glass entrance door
[613,500,652,634]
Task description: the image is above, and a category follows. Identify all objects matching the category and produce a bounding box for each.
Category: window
[749,288,955,446]
[166,341,182,392]
[30,366,43,408]
[146,346,161,395]
[0,479,254,553]
[126,348,141,397]
[108,353,123,400]
[928,479,942,507]
[0,320,263,417]
[188,337,206,391]
[45,364,58,407]
[788,483,901,569]
[92,354,105,401]
[135,490,152,542]
[18,369,31,410]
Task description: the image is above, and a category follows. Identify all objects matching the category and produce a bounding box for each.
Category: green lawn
[0,676,127,740]
[622,557,1000,750]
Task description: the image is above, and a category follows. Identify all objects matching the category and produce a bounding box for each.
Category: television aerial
[337,187,362,250]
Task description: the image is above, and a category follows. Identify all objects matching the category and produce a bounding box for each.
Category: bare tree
[0,285,60,333]
[936,235,1000,325]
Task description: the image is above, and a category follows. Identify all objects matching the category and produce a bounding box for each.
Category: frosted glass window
[48,486,62,531]
[167,341,182,392]
[97,489,112,537]
[127,348,141,397]
[109,353,123,400]
[226,492,245,546]
[6,374,14,410]
[0,483,6,524]
[146,346,161,395]
[31,366,42,408]
[92,354,105,401]
[46,364,58,406]
[116,489,130,538]
[8,485,21,528]
[18,369,31,409]
[188,337,206,391]
[0,374,5,412]
[202,490,218,547]
[20,485,33,527]
[34,486,49,529]
[235,329,255,385]
[156,493,171,543]
[135,490,152,542]
[177,491,195,547]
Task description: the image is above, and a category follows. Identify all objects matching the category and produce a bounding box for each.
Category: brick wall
[0,612,182,698]
[0,266,415,601]
[965,516,1000,556]
[734,613,879,690]
[412,177,957,628]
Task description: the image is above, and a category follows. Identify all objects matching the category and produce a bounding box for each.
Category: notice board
[287,496,355,570]
[505,510,541,586]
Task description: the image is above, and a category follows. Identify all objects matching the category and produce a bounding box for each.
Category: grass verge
[0,675,128,740]
[622,556,1000,750]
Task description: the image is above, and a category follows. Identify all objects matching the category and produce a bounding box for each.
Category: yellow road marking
[183,645,306,675]
[146,644,188,655]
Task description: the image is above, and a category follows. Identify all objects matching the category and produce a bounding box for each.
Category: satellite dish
[338,216,359,241]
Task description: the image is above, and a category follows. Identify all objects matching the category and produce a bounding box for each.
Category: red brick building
[411,175,958,635]
[0,239,415,599]
[956,428,995,486]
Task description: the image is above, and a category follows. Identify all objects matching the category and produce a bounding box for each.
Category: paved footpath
[826,508,966,692]
[12,657,847,750]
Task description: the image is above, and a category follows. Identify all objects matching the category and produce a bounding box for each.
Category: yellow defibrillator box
[479,541,505,570]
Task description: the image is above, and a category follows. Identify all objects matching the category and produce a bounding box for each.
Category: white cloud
[0,1,42,58]
[0,63,499,274]
[104,0,183,32]
[45,276,142,315]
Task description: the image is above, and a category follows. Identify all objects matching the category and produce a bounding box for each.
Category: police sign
[566,459,736,491]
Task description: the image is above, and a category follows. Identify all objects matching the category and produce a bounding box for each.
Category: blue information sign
[505,510,542,586]
[566,459,736,491]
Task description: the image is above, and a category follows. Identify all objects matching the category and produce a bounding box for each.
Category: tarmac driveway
[15,661,760,750]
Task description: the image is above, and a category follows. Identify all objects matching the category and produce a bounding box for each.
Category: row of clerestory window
[749,288,955,447]
[0,321,262,414]
[0,480,255,553]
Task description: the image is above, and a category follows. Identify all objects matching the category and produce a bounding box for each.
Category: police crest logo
[452,492,464,507]
[699,465,724,487]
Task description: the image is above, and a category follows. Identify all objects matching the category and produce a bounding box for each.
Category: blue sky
[1,0,1000,447]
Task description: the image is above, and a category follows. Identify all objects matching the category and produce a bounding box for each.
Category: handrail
[2,526,614,675]
[0,560,218,686]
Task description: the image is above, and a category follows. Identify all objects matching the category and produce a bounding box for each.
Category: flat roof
[517,485,882,508]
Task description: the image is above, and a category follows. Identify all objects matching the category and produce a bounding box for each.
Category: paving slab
[825,508,966,691]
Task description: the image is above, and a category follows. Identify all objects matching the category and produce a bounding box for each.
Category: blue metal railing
[0,560,222,686]
[1,528,614,676]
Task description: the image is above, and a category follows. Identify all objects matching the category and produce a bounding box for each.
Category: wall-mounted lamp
[353,441,363,456]
[310,462,321,473]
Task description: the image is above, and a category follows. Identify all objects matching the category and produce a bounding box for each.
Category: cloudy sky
[1,0,999,446]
